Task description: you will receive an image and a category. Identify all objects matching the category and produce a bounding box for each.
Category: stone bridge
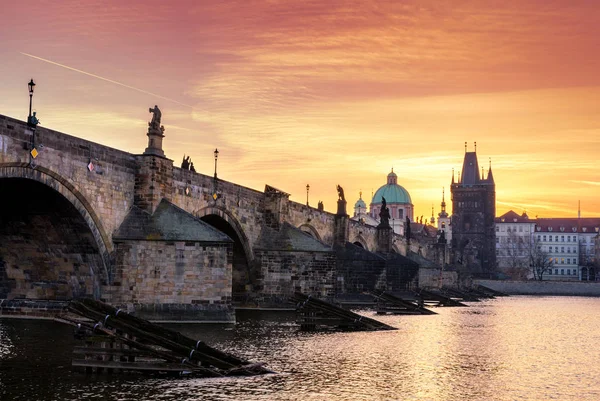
[0,111,441,321]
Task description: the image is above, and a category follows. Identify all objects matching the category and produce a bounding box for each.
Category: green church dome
[371,170,412,205]
[354,197,367,209]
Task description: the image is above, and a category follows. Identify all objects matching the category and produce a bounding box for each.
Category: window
[561,258,565,264]
[567,269,570,275]
[549,236,552,242]
[567,236,570,242]
[496,238,499,243]
[548,270,552,275]
[507,227,511,233]
[496,226,499,232]
[555,269,558,275]
[555,236,559,242]
[567,247,570,253]
[561,269,564,275]
[561,247,564,253]
[519,226,523,232]
[538,235,541,241]
[567,258,571,264]
[555,247,559,253]
[501,226,505,232]
[561,236,564,242]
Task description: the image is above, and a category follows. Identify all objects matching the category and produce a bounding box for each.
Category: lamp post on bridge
[306,184,310,206]
[213,148,219,179]
[27,79,39,128]
[212,148,219,201]
[28,79,35,119]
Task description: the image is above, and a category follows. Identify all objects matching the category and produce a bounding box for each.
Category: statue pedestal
[144,127,165,157]
[377,225,393,253]
[336,199,347,216]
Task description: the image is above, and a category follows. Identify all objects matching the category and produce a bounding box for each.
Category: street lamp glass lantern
[214,148,219,160]
[28,79,35,95]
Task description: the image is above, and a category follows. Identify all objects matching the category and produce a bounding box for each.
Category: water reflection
[2,297,600,400]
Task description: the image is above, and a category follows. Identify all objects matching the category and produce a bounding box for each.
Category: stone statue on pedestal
[336,185,345,201]
[144,105,166,156]
[148,105,164,133]
[149,105,161,126]
[379,196,390,227]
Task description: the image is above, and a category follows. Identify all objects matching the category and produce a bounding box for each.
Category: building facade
[534,218,600,281]
[494,211,536,278]
[495,213,600,281]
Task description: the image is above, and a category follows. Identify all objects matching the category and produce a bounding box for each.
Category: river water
[1,296,600,401]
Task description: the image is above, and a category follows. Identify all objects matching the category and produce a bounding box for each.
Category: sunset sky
[1,0,599,220]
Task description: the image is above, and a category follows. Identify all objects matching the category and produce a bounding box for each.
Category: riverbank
[475,279,600,296]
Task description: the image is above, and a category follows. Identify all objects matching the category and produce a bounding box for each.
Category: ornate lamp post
[212,148,220,201]
[306,184,310,206]
[213,148,219,179]
[28,79,35,118]
[27,79,36,126]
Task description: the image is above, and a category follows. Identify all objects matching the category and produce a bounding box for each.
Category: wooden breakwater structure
[416,289,468,307]
[59,299,272,377]
[440,287,483,302]
[475,284,509,297]
[370,289,437,315]
[291,292,396,331]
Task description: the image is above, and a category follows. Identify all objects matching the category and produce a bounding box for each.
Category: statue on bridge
[181,154,190,170]
[27,111,40,127]
[336,185,345,202]
[148,105,163,132]
[379,196,391,227]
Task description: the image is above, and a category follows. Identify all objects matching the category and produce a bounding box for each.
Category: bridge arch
[349,234,368,251]
[0,163,112,298]
[195,206,254,300]
[298,223,322,241]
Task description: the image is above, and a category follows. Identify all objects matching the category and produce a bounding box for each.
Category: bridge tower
[450,143,496,273]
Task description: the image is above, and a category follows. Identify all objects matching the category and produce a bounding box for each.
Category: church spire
[439,187,448,218]
[486,157,495,184]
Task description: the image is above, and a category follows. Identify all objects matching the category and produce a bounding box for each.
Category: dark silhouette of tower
[450,143,496,274]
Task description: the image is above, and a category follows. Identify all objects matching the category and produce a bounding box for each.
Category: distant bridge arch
[298,223,322,241]
[195,206,254,263]
[350,234,369,251]
[195,206,255,299]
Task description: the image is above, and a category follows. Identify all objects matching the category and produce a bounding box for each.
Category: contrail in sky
[20,52,194,109]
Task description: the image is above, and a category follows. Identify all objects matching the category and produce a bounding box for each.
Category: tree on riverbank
[501,230,530,279]
[530,237,554,280]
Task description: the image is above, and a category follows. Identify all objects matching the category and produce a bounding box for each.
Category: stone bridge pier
[0,110,441,321]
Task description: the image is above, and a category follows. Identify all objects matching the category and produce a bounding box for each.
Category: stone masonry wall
[255,250,337,304]
[106,240,233,321]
